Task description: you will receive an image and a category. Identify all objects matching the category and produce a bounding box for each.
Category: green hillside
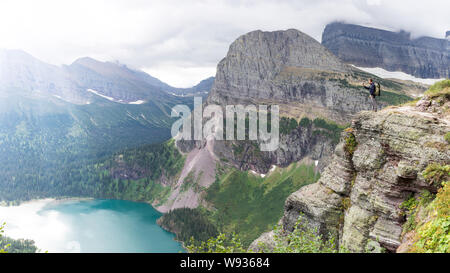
[0,89,191,202]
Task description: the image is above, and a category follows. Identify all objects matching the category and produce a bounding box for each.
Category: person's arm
[363,84,369,90]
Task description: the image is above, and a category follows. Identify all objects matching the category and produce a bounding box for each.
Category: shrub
[422,163,450,187]
[187,215,343,253]
[299,117,312,127]
[342,197,351,211]
[411,182,450,253]
[270,215,341,253]
[279,117,299,135]
[344,132,357,157]
[445,132,450,144]
[0,222,9,253]
[400,195,419,233]
[400,191,435,234]
[186,232,246,253]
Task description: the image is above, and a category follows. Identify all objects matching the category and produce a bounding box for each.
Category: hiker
[363,78,377,112]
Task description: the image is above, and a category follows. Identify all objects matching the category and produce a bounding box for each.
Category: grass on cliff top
[377,90,413,105]
[424,79,450,98]
[204,162,320,246]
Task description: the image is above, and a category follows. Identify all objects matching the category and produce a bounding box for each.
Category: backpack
[374,82,381,96]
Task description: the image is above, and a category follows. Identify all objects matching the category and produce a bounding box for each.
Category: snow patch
[352,65,445,85]
[86,89,145,105]
[269,165,277,173]
[87,89,146,104]
[86,89,116,102]
[126,110,139,121]
[250,170,265,178]
[129,100,145,105]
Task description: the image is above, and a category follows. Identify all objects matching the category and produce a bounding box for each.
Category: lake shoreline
[0,196,95,207]
[0,198,184,253]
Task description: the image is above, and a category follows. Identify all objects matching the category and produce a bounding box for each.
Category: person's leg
[373,96,378,112]
[370,95,377,112]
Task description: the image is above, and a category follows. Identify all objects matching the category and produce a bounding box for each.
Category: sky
[0,0,448,87]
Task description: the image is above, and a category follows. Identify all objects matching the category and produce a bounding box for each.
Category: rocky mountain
[67,57,172,103]
[1,28,441,252]
[155,29,422,219]
[0,49,213,104]
[0,49,208,203]
[251,81,450,252]
[170,77,215,97]
[0,50,210,202]
[322,22,449,79]
[0,49,84,103]
[182,29,421,174]
[208,29,420,124]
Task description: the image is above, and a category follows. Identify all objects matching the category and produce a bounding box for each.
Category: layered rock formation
[252,89,449,252]
[322,22,449,79]
[165,28,422,212]
[181,29,422,175]
[210,121,337,173]
[208,29,394,123]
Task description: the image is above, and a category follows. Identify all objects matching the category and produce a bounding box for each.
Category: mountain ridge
[322,22,449,79]
[0,49,214,104]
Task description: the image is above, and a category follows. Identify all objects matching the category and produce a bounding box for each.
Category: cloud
[0,199,77,253]
[0,0,448,87]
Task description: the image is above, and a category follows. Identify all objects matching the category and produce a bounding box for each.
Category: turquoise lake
[38,199,184,253]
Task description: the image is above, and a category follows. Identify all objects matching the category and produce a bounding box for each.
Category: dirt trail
[384,105,450,126]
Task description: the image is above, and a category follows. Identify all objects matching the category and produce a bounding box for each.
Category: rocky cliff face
[184,29,421,176]
[207,29,394,124]
[166,29,422,211]
[251,87,449,252]
[210,122,337,174]
[322,22,449,79]
[163,118,338,212]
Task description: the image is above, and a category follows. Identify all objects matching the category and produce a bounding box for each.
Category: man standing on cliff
[363,78,377,112]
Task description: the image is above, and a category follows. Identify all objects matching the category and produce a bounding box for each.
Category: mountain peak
[72,56,99,66]
[322,22,449,78]
[207,28,354,119]
[230,28,349,73]
[0,49,47,64]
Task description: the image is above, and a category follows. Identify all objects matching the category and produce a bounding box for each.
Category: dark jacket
[364,82,376,96]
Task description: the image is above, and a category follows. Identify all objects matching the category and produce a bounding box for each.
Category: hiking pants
[370,95,377,112]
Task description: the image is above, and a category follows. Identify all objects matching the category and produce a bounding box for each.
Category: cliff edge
[251,80,450,252]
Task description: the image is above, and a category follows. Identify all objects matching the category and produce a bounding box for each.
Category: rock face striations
[208,29,391,123]
[168,29,424,211]
[252,87,450,252]
[322,22,449,79]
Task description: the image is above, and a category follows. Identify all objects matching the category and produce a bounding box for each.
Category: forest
[0,136,184,204]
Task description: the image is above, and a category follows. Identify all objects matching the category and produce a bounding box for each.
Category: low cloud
[0,0,448,87]
[0,199,79,253]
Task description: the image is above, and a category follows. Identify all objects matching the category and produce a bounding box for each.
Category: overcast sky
[0,0,449,87]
